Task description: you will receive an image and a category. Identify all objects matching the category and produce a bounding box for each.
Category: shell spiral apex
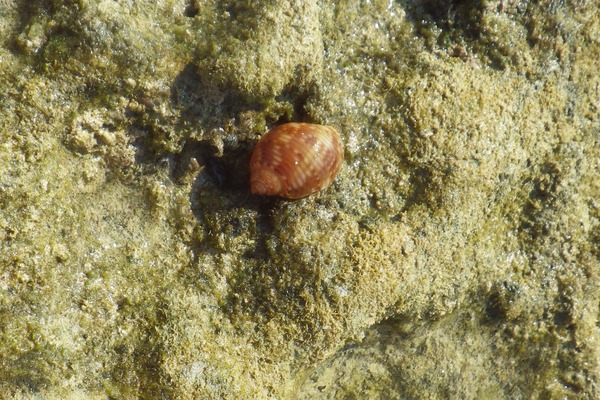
[250,122,344,199]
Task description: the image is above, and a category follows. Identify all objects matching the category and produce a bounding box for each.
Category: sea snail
[250,123,344,199]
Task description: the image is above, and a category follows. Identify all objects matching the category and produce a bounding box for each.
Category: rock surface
[0,0,598,398]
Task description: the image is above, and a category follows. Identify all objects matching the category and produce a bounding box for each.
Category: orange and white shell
[250,123,344,199]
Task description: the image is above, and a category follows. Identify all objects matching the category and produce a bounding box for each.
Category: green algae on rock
[194,0,323,105]
[0,0,598,399]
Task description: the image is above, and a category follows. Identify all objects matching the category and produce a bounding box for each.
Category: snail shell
[250,123,344,199]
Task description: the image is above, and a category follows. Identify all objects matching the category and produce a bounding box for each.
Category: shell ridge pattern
[249,122,344,199]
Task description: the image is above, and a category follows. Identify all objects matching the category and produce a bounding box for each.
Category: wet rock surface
[0,0,598,398]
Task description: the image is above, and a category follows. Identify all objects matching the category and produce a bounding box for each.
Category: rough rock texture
[0,0,598,398]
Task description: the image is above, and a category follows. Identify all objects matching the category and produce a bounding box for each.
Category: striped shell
[250,123,344,199]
